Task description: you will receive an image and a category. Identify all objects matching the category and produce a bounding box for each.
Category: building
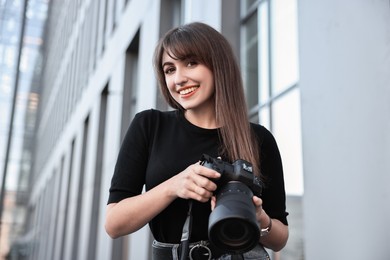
[0,0,47,258]
[2,0,389,260]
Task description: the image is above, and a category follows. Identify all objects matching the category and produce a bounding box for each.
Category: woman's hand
[252,196,266,223]
[253,195,289,251]
[168,162,221,202]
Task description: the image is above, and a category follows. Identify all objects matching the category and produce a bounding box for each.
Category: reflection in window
[241,13,258,110]
[5,46,17,67]
[271,88,303,195]
[271,0,299,95]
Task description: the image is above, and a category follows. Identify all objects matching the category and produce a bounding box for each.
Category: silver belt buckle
[189,241,212,260]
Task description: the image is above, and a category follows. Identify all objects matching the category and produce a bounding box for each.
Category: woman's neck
[184,109,219,129]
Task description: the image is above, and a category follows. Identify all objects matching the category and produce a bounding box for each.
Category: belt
[152,240,225,260]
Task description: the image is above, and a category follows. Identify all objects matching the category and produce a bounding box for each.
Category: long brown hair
[153,22,261,176]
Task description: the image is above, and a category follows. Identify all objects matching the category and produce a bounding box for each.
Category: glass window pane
[258,1,269,104]
[271,0,299,95]
[0,73,14,95]
[249,112,259,124]
[241,0,257,13]
[241,13,258,110]
[259,106,270,129]
[4,45,17,68]
[271,88,304,195]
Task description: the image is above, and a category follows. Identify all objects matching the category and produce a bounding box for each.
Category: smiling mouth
[179,86,199,95]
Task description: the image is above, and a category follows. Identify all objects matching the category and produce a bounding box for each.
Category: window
[240,0,303,259]
[241,0,302,196]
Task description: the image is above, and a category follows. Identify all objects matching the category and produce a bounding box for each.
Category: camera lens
[221,220,247,241]
[208,182,260,254]
[214,218,251,247]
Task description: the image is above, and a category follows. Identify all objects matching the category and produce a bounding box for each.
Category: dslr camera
[200,154,263,254]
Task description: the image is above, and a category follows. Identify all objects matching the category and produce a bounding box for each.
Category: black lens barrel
[208,182,260,254]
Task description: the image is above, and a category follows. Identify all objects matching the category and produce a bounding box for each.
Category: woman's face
[162,50,215,112]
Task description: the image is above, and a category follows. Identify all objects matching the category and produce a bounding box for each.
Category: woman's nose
[174,70,188,86]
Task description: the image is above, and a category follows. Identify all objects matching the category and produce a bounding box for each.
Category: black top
[108,109,288,243]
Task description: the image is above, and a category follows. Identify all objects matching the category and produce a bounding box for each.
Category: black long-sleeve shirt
[108,109,288,243]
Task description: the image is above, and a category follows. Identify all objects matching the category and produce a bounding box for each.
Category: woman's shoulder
[250,123,269,137]
[250,123,278,146]
[132,109,179,127]
[134,109,177,120]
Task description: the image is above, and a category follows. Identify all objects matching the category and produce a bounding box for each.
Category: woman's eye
[164,67,175,74]
[187,61,198,67]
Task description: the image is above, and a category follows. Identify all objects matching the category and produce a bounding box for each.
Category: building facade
[0,0,47,258]
[3,0,390,260]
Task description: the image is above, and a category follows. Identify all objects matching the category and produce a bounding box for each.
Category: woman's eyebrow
[162,61,174,68]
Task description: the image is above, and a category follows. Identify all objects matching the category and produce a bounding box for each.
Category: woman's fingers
[252,196,263,221]
[174,163,220,201]
[210,196,216,210]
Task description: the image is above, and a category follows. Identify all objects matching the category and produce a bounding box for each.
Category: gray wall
[298,1,390,259]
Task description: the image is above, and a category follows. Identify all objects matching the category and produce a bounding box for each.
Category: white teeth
[179,87,198,95]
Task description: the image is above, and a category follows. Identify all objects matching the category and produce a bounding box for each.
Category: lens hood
[208,182,260,254]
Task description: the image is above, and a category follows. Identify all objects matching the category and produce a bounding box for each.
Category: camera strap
[180,200,193,260]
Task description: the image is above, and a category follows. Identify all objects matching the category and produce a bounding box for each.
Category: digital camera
[200,154,263,254]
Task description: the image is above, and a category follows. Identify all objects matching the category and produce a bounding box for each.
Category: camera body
[200,154,263,254]
[200,154,262,197]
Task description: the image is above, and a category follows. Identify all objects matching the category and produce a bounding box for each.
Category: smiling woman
[105,22,289,260]
[161,52,215,120]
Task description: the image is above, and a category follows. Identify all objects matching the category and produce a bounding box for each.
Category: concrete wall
[298,1,390,259]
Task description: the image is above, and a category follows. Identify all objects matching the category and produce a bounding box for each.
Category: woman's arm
[253,196,289,252]
[105,180,176,238]
[258,211,289,251]
[105,163,220,238]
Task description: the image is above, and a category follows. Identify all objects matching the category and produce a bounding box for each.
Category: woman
[105,22,288,260]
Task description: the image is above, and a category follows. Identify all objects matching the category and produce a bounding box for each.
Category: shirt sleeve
[107,110,152,204]
[254,125,289,225]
